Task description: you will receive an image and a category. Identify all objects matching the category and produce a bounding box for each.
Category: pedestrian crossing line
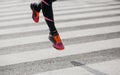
[85,0,115,4]
[54,2,120,12]
[0,0,76,9]
[1,2,119,17]
[86,59,120,75]
[55,5,120,15]
[0,5,30,13]
[0,0,21,5]
[0,2,31,8]
[32,59,120,75]
[0,0,118,8]
[35,66,94,75]
[0,30,120,55]
[0,25,120,48]
[58,16,120,30]
[0,0,120,75]
[0,0,81,9]
[1,9,120,25]
[0,12,118,30]
[0,38,120,66]
[1,4,120,22]
[0,16,120,34]
[1,8,120,27]
[0,17,119,34]
[55,1,120,10]
[0,47,119,75]
[0,19,120,37]
[1,2,120,21]
[2,4,120,19]
[0,21,120,40]
[56,13,120,24]
[0,0,77,8]
[0,11,29,17]
[55,10,120,21]
[1,1,120,13]
[1,5,120,20]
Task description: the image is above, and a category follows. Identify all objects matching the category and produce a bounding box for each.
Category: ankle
[50,30,58,36]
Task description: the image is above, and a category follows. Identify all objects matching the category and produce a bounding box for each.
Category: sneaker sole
[53,45,64,50]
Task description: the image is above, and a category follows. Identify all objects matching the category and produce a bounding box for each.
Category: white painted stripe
[33,59,120,75]
[0,2,31,8]
[1,2,119,16]
[83,0,114,3]
[0,13,31,20]
[55,5,120,14]
[0,24,47,35]
[1,5,120,21]
[0,6,30,12]
[88,59,120,75]
[60,25,120,40]
[0,11,28,17]
[0,1,81,12]
[0,1,120,13]
[0,9,120,27]
[0,0,21,5]
[0,0,117,8]
[0,18,33,26]
[55,9,120,21]
[0,38,120,66]
[0,25,120,48]
[0,16,120,35]
[57,16,120,29]
[0,0,76,8]
[54,2,120,10]
[34,67,93,75]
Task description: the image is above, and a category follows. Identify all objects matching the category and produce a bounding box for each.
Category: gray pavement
[0,0,120,75]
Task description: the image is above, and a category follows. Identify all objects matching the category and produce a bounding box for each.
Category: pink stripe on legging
[44,16,53,22]
[42,0,49,6]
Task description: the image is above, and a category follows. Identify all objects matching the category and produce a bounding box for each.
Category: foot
[30,3,40,23]
[49,33,64,50]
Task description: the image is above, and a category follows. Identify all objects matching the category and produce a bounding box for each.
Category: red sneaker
[30,3,40,23]
[49,34,64,50]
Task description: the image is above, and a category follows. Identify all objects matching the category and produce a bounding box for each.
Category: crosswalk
[0,0,120,75]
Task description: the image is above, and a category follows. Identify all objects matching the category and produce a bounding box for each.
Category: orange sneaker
[30,3,40,23]
[49,34,64,50]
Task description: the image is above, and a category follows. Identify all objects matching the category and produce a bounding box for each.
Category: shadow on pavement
[71,61,108,75]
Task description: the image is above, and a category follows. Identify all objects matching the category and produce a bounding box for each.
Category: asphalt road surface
[0,0,120,75]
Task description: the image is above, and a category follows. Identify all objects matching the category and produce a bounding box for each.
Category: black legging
[37,0,58,35]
